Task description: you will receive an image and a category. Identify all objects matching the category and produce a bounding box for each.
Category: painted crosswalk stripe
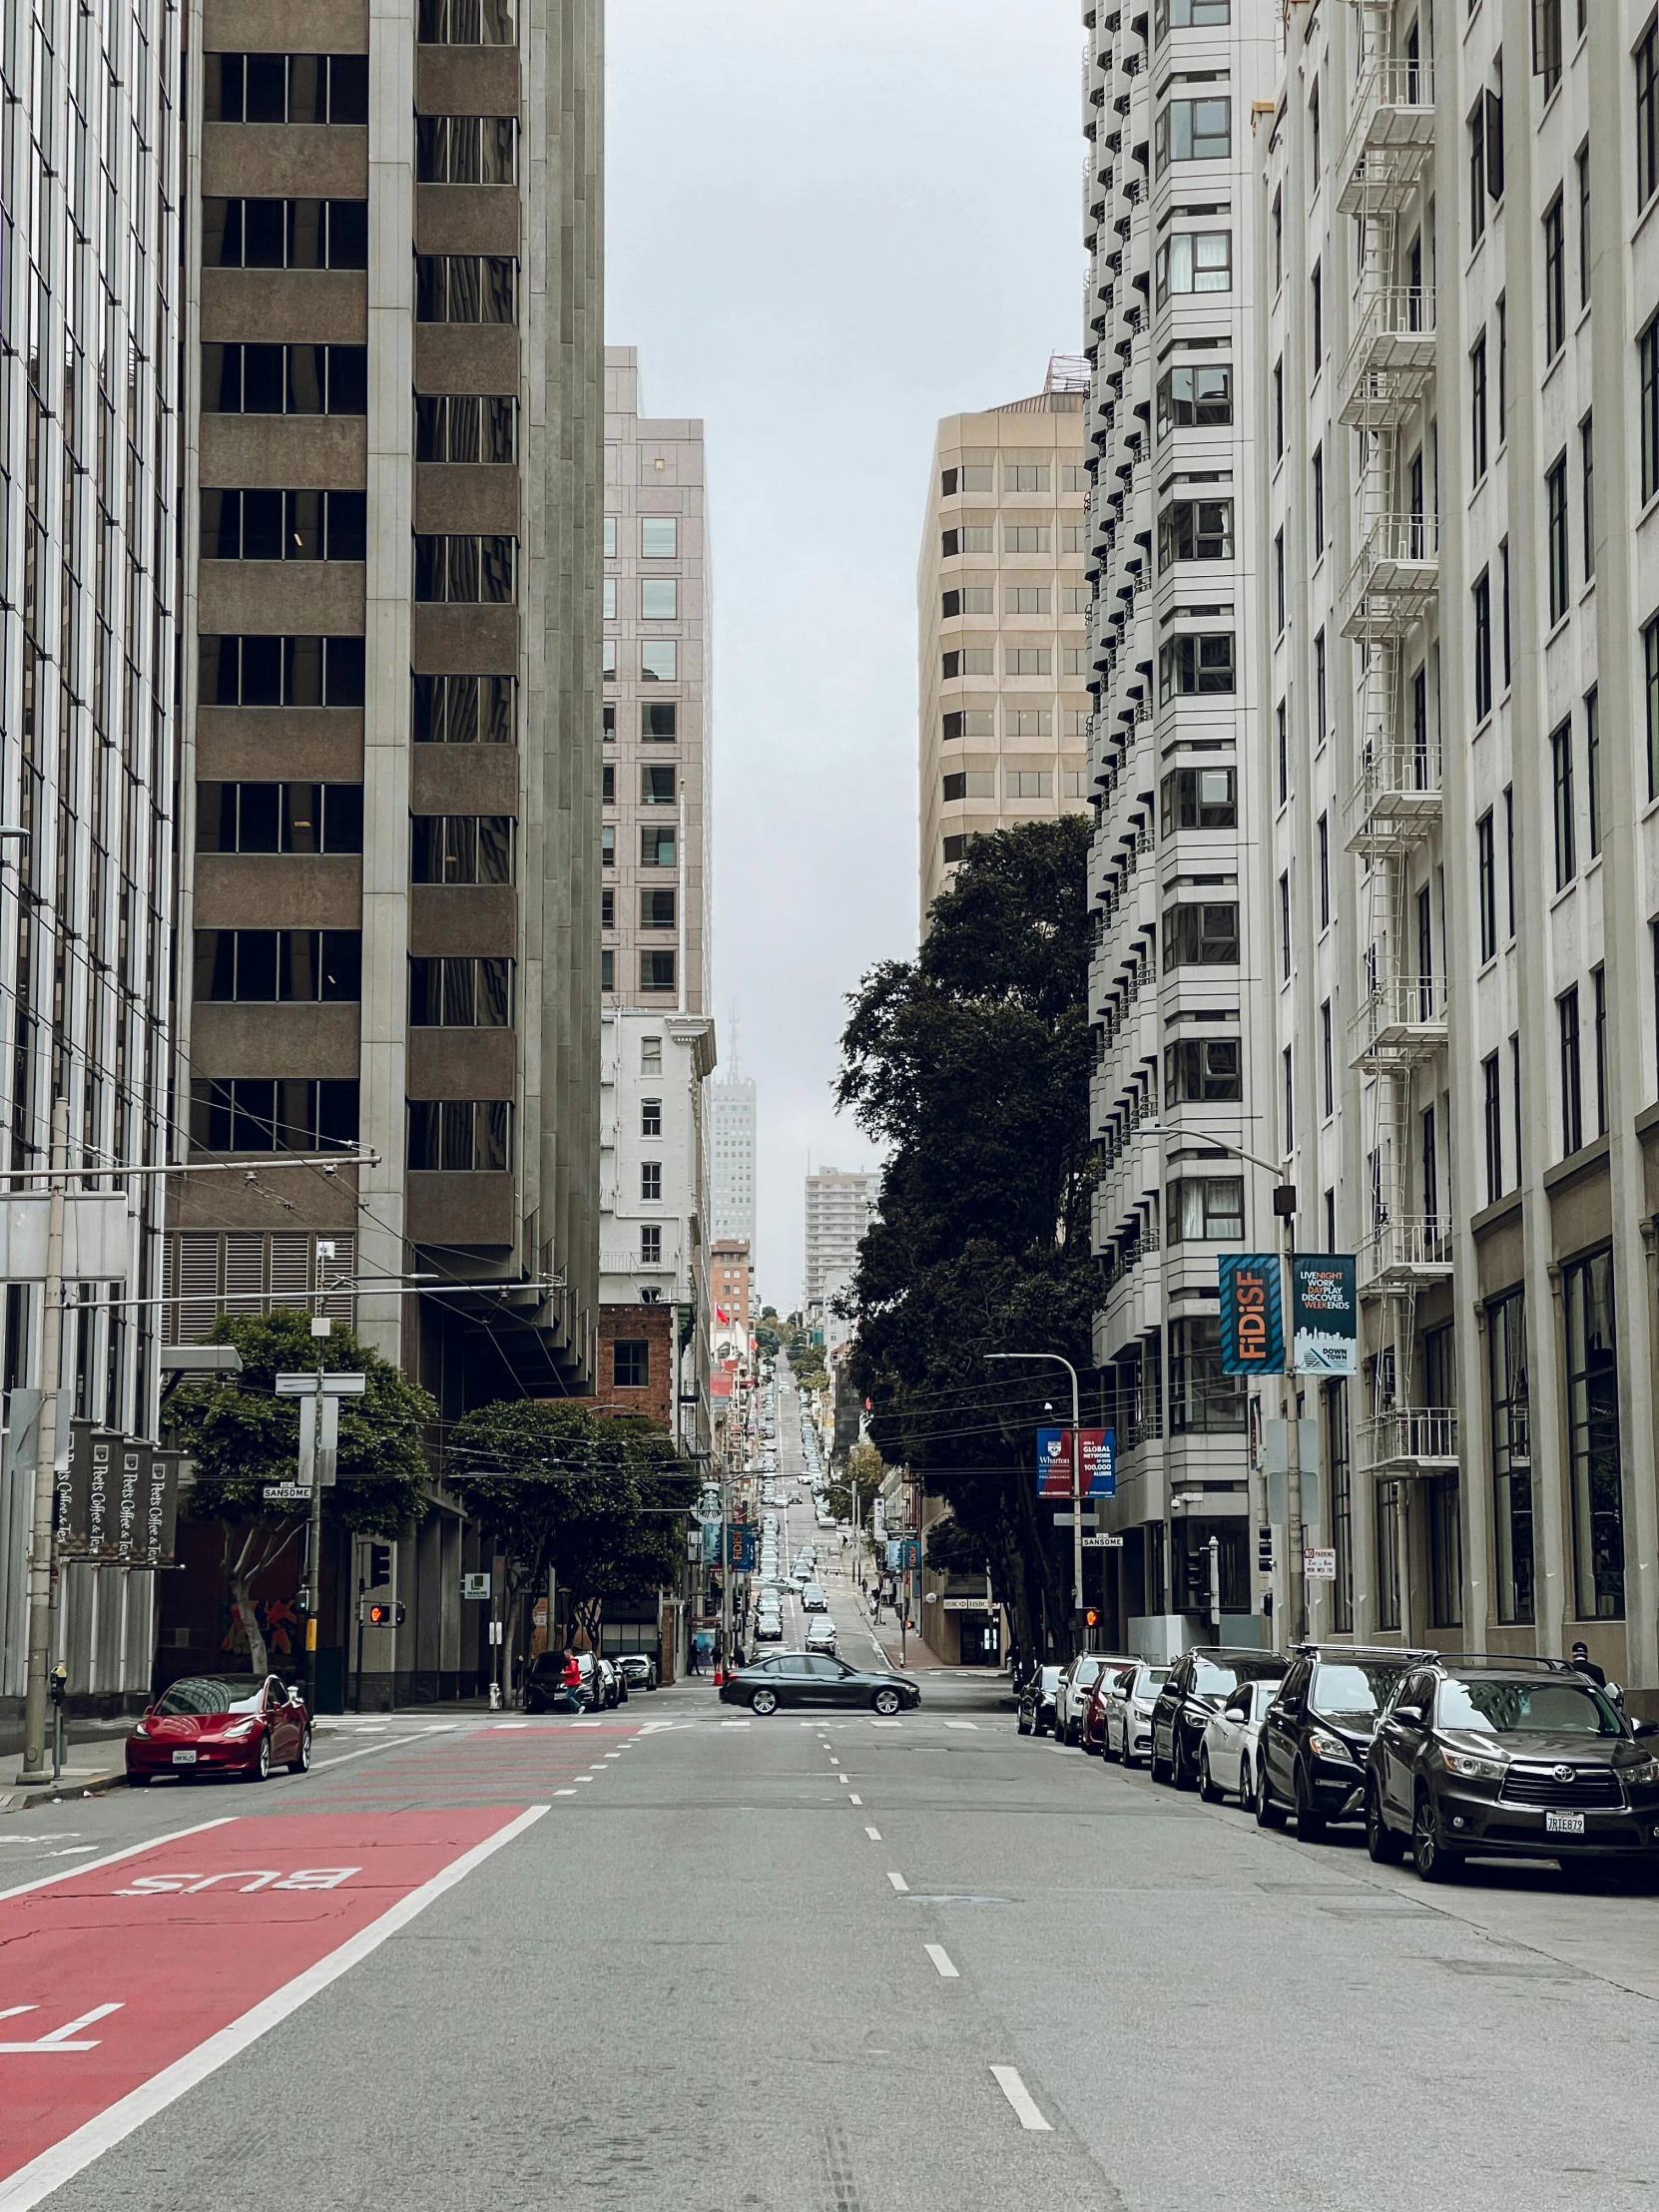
[886,1870,908,1893]
[864,1827,881,1841]
[925,1944,959,1978]
[990,2065,1052,2132]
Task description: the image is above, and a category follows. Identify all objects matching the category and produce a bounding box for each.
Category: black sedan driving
[720,1652,920,1715]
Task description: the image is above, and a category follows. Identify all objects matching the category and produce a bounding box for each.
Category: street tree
[836,818,1096,1661]
[443,1400,696,1650]
[168,1311,436,1674]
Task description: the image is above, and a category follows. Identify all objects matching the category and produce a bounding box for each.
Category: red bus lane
[0,1804,545,2207]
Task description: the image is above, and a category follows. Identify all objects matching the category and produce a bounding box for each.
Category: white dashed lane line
[864,1826,881,1841]
[886,1870,908,1893]
[924,1944,959,1979]
[990,2066,1052,2133]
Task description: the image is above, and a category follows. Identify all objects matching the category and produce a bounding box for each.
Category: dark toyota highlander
[1150,1647,1288,1789]
[1365,1655,1659,1884]
[1256,1645,1424,1840]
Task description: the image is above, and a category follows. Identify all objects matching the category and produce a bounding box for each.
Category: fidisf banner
[1218,1255,1285,1376]
[1291,1253,1359,1375]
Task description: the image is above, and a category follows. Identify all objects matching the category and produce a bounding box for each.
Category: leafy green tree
[442,1400,697,1650]
[836,819,1096,1661]
[169,1311,436,1674]
[826,1438,881,1530]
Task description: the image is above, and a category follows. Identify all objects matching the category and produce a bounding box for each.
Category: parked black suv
[523,1651,594,1714]
[1257,1645,1424,1839]
[1150,1648,1287,1788]
[1365,1654,1659,1883]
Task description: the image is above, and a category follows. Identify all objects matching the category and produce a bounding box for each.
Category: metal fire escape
[1335,13,1456,1487]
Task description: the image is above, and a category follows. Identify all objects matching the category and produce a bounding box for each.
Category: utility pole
[987,1350,1083,1651]
[18,1099,69,1786]
[1278,1185,1305,1642]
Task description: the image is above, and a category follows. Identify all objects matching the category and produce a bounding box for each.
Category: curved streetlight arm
[987,1351,1084,1627]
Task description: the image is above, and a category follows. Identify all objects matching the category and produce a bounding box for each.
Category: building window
[1504,784,1516,934]
[413,534,516,603]
[1006,710,1052,741]
[1593,963,1608,1138]
[1312,445,1325,557]
[202,488,367,561]
[1005,768,1051,798]
[1534,0,1563,96]
[418,0,516,40]
[1163,1036,1241,1104]
[1005,646,1052,677]
[641,641,678,683]
[1157,635,1235,699]
[1496,293,1507,439]
[941,834,966,865]
[1154,230,1232,305]
[1488,1287,1533,1623]
[613,1339,649,1388]
[1550,720,1576,888]
[1167,1316,1245,1432]
[638,702,677,745]
[601,825,614,866]
[1321,1000,1334,1117]
[203,343,367,416]
[642,764,676,807]
[412,672,516,744]
[1002,523,1051,554]
[1482,1051,1502,1203]
[1646,616,1659,803]
[641,887,676,930]
[603,515,618,559]
[1472,571,1491,721]
[1374,1476,1401,1632]
[1158,497,1235,572]
[641,515,678,557]
[1580,413,1594,580]
[641,1097,662,1137]
[1543,193,1566,359]
[1160,768,1236,834]
[1161,902,1238,969]
[197,782,363,854]
[1154,96,1231,174]
[942,771,995,802]
[199,635,365,707]
[207,51,371,119]
[641,1161,663,1201]
[1558,984,1583,1156]
[1475,811,1496,961]
[1564,1248,1624,1619]
[196,930,361,1003]
[1003,585,1051,615]
[1640,16,1659,207]
[190,1078,359,1153]
[1577,138,1591,308]
[1311,261,1323,369]
[415,114,518,184]
[203,198,368,270]
[414,255,517,323]
[1326,1382,1353,1632]
[410,816,514,884]
[1545,455,1569,625]
[406,1098,512,1171]
[1155,0,1232,33]
[1273,530,1285,632]
[1278,872,1292,981]
[640,950,676,992]
[1469,334,1488,483]
[1164,1177,1244,1244]
[408,955,513,1026]
[1469,95,1487,244]
[1157,364,1232,439]
[1584,686,1601,858]
[640,1225,663,1266]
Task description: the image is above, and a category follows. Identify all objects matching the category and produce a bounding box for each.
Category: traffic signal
[1084,1607,1100,1630]
[366,1600,406,1628]
[367,1542,392,1587]
[1183,1548,1207,1602]
[1257,1524,1275,1574]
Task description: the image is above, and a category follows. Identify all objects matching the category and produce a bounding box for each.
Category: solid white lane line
[925,1944,959,1979]
[886,1870,908,1892]
[990,2065,1052,2133]
[0,1818,238,1907]
[864,1826,881,1840]
[0,1808,549,2212]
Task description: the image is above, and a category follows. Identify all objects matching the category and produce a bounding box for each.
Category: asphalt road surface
[7,1511,1659,2204]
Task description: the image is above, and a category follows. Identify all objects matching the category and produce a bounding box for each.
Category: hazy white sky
[606,0,1084,1311]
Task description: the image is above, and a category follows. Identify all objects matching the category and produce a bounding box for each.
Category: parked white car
[1054,1654,1109,1747]
[1104,1663,1170,1767]
[1199,1675,1284,1807]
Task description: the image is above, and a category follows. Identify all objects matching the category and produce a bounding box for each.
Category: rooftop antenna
[728,998,741,1078]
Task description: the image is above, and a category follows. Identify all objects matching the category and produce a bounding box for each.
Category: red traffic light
[366,1601,406,1628]
[1084,1608,1100,1629]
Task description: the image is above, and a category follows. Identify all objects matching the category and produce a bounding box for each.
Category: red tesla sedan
[127,1673,312,1786]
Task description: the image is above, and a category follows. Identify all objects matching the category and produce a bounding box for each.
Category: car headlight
[1440,1746,1507,1782]
[1621,1755,1659,1787]
[1306,1729,1359,1764]
[223,1721,259,1740]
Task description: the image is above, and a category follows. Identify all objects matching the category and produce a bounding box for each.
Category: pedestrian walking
[1569,1640,1608,1688]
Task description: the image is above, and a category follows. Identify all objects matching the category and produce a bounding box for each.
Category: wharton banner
[1218,1254,1285,1376]
[1291,1253,1359,1376]
[1036,1428,1117,1497]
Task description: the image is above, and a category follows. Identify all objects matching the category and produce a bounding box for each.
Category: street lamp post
[988,1350,1083,1654]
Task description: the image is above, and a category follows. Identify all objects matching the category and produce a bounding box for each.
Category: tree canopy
[168,1310,436,1672]
[836,819,1096,1659]
[442,1399,697,1646]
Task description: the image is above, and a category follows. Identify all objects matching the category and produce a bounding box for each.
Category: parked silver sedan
[1103,1663,1170,1767]
[1200,1675,1284,1806]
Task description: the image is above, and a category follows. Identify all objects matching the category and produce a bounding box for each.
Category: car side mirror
[1632,1718,1659,1739]
[288,1685,304,1704]
[1392,1704,1424,1728]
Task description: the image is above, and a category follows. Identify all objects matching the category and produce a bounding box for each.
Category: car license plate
[172,1748,197,1765]
[1546,1810,1584,1836]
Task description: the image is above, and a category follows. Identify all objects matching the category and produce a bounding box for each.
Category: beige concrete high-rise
[805,1168,879,1313]
[917,367,1093,918]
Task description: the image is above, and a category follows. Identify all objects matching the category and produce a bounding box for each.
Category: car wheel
[1238,1754,1256,1815]
[1412,1791,1462,1883]
[1199,1749,1223,1804]
[287,1726,312,1777]
[1016,1713,1031,1736]
[872,1687,901,1717]
[1172,1733,1195,1792]
[751,1687,779,1716]
[1151,1741,1172,1786]
[1294,1762,1328,1843]
[1366,1779,1405,1865]
[247,1733,272,1784]
[1256,1766,1287,1828]
[1103,1724,1121,1765]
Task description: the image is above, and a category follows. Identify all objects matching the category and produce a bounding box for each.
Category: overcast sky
[606,0,1084,1313]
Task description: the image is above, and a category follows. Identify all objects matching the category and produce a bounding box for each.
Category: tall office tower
[709,1073,757,1255]
[804,1168,879,1313]
[1083,0,1278,1660]
[168,0,605,1412]
[917,363,1093,917]
[602,347,710,1017]
[1260,1,1659,1677]
[0,0,183,1708]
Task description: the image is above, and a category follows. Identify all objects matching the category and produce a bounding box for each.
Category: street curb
[4,1766,129,1813]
